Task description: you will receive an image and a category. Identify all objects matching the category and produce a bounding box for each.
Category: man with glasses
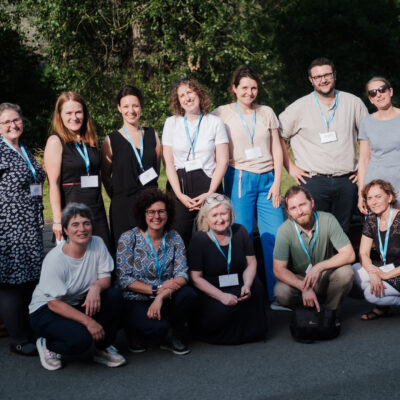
[279,57,368,235]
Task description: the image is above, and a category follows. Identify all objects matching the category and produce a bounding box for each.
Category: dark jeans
[30,287,123,355]
[123,285,198,340]
[0,281,37,345]
[301,174,357,235]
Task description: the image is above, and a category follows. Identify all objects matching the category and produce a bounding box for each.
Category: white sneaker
[270,300,293,311]
[93,345,126,367]
[36,337,62,371]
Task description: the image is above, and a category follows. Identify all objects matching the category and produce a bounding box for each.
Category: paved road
[0,225,398,400]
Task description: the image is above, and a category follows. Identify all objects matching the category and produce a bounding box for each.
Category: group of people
[1,57,400,371]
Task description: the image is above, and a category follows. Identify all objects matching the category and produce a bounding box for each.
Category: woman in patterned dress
[116,188,197,355]
[0,103,45,355]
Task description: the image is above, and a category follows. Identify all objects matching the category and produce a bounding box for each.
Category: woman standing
[101,86,160,248]
[358,77,400,213]
[162,78,229,247]
[44,92,111,250]
[0,103,45,355]
[213,66,284,303]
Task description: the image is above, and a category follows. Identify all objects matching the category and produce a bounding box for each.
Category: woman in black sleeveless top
[101,86,161,248]
[44,92,111,251]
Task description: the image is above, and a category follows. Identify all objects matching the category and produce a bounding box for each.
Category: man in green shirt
[273,186,355,311]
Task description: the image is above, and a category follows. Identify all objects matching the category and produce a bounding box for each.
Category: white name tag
[184,159,202,172]
[218,273,239,288]
[81,175,99,188]
[139,167,158,185]
[305,264,313,274]
[319,131,337,143]
[30,184,42,197]
[245,146,262,160]
[380,263,395,273]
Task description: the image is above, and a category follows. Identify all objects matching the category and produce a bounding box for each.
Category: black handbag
[290,306,341,343]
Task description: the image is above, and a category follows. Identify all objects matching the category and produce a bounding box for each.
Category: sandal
[361,306,392,321]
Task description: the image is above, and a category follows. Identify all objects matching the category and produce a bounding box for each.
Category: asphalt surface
[0,225,399,400]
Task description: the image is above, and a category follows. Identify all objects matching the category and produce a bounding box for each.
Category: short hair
[116,85,144,107]
[52,91,98,147]
[307,57,336,77]
[362,179,398,210]
[284,185,313,207]
[170,78,211,116]
[132,188,175,231]
[61,202,94,240]
[0,103,22,119]
[229,66,262,100]
[365,76,392,97]
[196,194,235,232]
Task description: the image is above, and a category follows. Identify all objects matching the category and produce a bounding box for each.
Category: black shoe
[10,341,38,356]
[160,336,190,355]
[128,337,147,353]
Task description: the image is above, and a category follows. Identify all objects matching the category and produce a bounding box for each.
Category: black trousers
[301,174,357,236]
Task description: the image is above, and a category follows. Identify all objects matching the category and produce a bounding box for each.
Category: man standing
[273,186,355,312]
[279,57,368,235]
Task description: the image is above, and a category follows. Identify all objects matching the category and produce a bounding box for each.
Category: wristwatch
[151,285,158,297]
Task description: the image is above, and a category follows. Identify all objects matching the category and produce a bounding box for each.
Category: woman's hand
[159,279,181,293]
[267,182,282,209]
[177,193,197,210]
[82,285,101,316]
[369,271,386,297]
[147,297,163,320]
[52,222,63,242]
[85,318,105,341]
[191,192,211,210]
[239,285,251,301]
[357,194,368,215]
[219,292,238,306]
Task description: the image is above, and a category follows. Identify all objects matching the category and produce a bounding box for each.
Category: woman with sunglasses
[188,194,267,345]
[213,66,284,306]
[162,78,229,247]
[0,103,45,355]
[116,188,197,355]
[358,77,400,213]
[101,86,160,249]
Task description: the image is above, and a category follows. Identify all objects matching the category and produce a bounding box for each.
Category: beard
[294,212,315,230]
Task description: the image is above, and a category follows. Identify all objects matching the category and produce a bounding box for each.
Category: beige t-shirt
[279,91,368,175]
[213,103,280,174]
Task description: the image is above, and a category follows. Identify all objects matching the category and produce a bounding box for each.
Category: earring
[66,236,70,243]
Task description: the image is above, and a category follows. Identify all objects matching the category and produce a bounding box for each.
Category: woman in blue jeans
[213,66,285,306]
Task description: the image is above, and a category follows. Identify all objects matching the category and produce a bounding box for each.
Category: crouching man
[273,186,355,312]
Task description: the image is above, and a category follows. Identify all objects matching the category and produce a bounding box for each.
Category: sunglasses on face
[368,85,389,98]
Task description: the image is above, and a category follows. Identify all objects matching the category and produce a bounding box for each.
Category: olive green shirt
[273,211,350,276]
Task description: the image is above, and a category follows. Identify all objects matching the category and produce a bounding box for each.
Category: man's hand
[302,288,320,312]
[288,163,312,185]
[302,264,323,290]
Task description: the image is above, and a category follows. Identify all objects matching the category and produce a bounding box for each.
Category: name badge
[139,167,158,185]
[30,184,42,197]
[81,175,99,188]
[218,273,239,288]
[245,146,262,160]
[319,131,337,144]
[184,158,202,172]
[380,263,395,273]
[305,264,313,274]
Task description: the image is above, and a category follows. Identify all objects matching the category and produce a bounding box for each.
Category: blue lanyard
[2,138,37,181]
[313,90,339,130]
[183,113,203,158]
[74,142,90,175]
[292,212,319,263]
[235,103,256,145]
[144,232,167,282]
[377,207,394,265]
[122,126,144,171]
[209,229,232,273]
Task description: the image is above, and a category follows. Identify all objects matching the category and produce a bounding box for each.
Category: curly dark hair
[132,188,176,231]
[170,78,211,116]
[362,179,398,211]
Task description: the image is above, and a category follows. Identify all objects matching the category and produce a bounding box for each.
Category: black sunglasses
[368,85,389,98]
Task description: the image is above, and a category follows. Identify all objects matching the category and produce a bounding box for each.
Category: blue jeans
[224,167,284,301]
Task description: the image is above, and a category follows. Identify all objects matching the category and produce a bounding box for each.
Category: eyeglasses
[0,118,23,127]
[368,85,389,98]
[310,72,334,83]
[204,194,230,204]
[146,209,167,217]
